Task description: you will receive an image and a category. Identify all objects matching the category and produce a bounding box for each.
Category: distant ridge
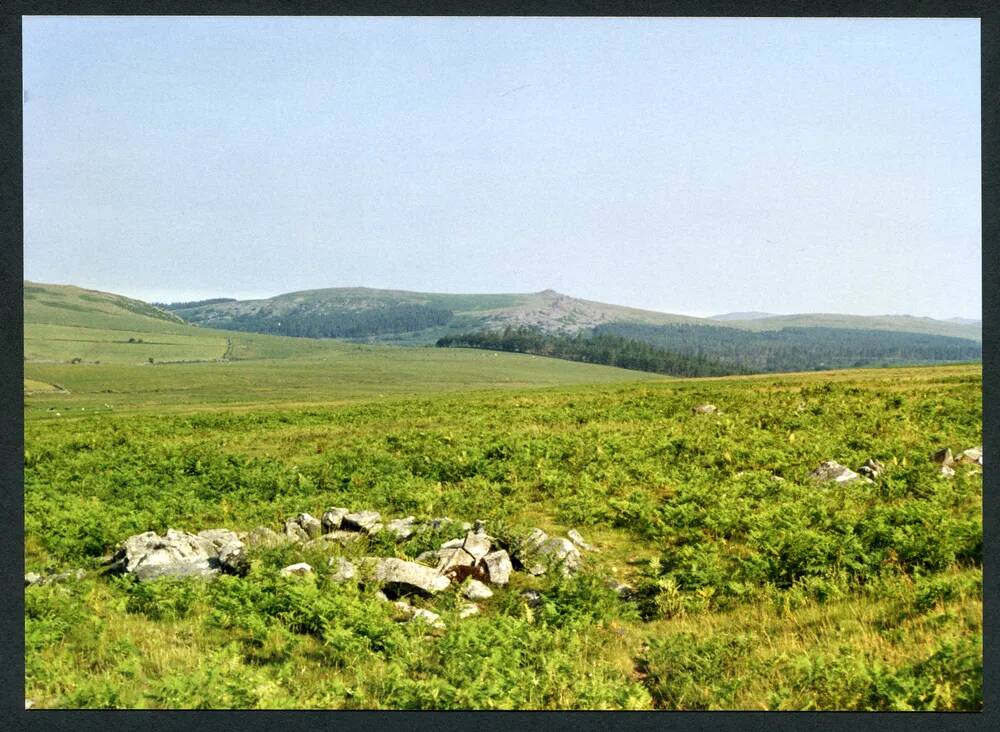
[155,284,982,344]
[709,311,778,321]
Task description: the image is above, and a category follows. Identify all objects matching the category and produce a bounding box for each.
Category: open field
[24,357,982,709]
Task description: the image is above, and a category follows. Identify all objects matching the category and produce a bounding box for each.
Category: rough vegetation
[24,362,982,710]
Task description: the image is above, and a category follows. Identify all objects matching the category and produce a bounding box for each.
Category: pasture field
[24,359,982,710]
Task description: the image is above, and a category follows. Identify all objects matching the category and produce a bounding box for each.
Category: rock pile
[809,460,874,486]
[103,528,247,581]
[932,444,982,477]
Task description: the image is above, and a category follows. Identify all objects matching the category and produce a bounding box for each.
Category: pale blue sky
[23,16,981,319]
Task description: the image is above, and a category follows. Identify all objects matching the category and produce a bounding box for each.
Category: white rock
[371,557,451,596]
[341,510,383,534]
[458,602,481,619]
[392,601,445,629]
[110,529,225,581]
[462,531,492,561]
[567,529,598,552]
[284,519,310,543]
[480,550,513,585]
[809,460,872,485]
[279,562,313,577]
[296,513,323,539]
[386,516,419,540]
[321,507,350,533]
[959,447,983,465]
[462,579,494,601]
[329,557,357,583]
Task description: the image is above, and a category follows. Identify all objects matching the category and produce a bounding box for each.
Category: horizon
[23,17,981,321]
[23,277,981,322]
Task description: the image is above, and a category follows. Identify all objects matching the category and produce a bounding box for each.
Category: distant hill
[165,286,982,344]
[719,313,981,342]
[166,287,707,344]
[709,311,778,321]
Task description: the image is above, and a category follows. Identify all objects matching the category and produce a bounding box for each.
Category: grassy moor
[23,285,982,710]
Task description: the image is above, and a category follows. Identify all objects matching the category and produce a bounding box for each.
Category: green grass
[24,361,981,710]
[22,282,982,709]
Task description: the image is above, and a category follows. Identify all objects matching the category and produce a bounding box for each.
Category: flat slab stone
[280,562,313,577]
[959,447,983,465]
[479,550,513,585]
[809,460,871,485]
[385,516,419,541]
[391,601,445,629]
[342,510,383,534]
[567,529,598,552]
[321,507,350,533]
[329,557,357,583]
[245,526,287,548]
[462,531,492,561]
[462,579,493,600]
[110,529,222,581]
[370,557,451,596]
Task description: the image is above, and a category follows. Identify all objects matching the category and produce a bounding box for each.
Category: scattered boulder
[458,602,481,619]
[342,510,383,534]
[279,562,313,577]
[107,529,242,581]
[25,699,34,710]
[245,526,287,549]
[329,557,357,583]
[461,530,492,562]
[435,547,478,579]
[567,528,598,552]
[605,579,634,599]
[24,569,86,588]
[391,601,445,629]
[535,537,583,576]
[385,516,419,541]
[462,579,494,601]
[369,557,451,597]
[692,404,717,414]
[440,538,464,550]
[321,507,350,533]
[514,528,548,562]
[297,513,323,540]
[515,529,582,576]
[809,460,872,485]
[479,550,513,586]
[217,542,249,576]
[933,448,955,466]
[958,446,983,465]
[284,518,310,543]
[940,465,956,478]
[856,458,885,480]
[194,529,248,575]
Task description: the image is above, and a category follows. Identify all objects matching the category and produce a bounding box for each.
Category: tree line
[592,322,982,373]
[436,327,743,377]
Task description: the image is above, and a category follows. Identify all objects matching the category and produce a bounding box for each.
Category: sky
[22,17,981,319]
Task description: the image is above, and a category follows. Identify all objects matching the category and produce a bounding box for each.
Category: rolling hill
[23,282,666,412]
[162,286,982,344]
